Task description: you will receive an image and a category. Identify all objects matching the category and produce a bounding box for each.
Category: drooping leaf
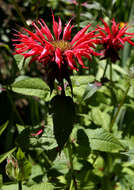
[0,147,16,164]
[11,77,50,98]
[0,121,8,136]
[50,95,75,151]
[86,128,126,152]
[29,182,54,190]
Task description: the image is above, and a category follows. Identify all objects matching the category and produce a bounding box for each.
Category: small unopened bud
[6,155,19,181]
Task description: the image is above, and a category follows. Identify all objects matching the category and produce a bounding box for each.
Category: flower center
[51,40,72,52]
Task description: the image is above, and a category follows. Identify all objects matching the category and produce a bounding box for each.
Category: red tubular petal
[100,19,111,36]
[22,49,36,58]
[126,38,134,45]
[32,22,46,42]
[55,48,62,68]
[58,17,62,40]
[76,54,88,68]
[72,32,94,48]
[63,19,73,41]
[23,28,44,45]
[111,18,117,35]
[65,51,77,70]
[99,30,106,37]
[39,19,54,41]
[39,48,48,59]
[71,24,91,44]
[31,129,43,136]
[52,13,58,40]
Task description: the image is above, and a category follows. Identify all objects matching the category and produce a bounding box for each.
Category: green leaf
[71,75,95,98]
[14,54,31,70]
[91,108,110,128]
[1,184,28,190]
[50,95,75,151]
[72,76,95,86]
[11,77,50,98]
[82,82,101,101]
[121,149,134,157]
[29,182,54,190]
[14,54,25,70]
[0,147,16,164]
[0,121,8,136]
[86,128,125,152]
[16,148,31,181]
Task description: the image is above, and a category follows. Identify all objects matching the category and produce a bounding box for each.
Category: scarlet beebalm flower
[96,19,134,62]
[13,14,99,71]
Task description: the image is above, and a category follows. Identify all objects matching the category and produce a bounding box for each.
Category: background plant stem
[67,139,78,190]
[11,0,28,28]
[109,82,130,132]
[18,181,22,190]
[77,0,81,29]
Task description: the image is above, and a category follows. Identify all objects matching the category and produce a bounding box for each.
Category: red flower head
[96,19,134,62]
[13,14,99,91]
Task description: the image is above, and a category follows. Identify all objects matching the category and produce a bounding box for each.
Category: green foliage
[82,82,101,101]
[1,184,28,190]
[0,174,3,188]
[29,182,54,190]
[1,0,134,189]
[50,95,75,151]
[0,147,16,164]
[16,148,32,181]
[11,77,50,98]
[0,121,8,136]
[86,128,126,152]
[14,54,25,71]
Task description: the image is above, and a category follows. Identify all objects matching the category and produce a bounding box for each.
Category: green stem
[77,0,81,29]
[110,61,112,82]
[18,181,22,190]
[11,0,28,28]
[61,80,65,96]
[35,0,40,20]
[109,82,130,132]
[67,140,78,190]
[102,60,109,79]
[102,153,113,190]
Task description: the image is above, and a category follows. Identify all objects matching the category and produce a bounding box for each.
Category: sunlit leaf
[2,184,28,190]
[82,82,102,101]
[86,128,126,152]
[11,77,50,98]
[29,182,54,190]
